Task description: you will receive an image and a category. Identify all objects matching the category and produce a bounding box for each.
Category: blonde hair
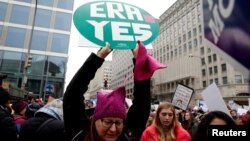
[153,102,178,141]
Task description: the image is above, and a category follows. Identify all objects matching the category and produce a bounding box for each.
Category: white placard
[172,84,194,110]
[201,82,230,116]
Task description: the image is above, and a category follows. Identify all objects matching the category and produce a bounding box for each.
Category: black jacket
[63,53,151,141]
[0,105,17,141]
[18,115,65,141]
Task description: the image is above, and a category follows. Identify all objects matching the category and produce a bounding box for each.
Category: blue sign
[45,84,54,93]
[202,0,250,74]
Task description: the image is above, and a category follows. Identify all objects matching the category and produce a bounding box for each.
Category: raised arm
[63,43,112,140]
[126,41,166,140]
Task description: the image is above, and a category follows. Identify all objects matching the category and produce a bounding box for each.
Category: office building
[152,0,249,106]
[0,0,74,98]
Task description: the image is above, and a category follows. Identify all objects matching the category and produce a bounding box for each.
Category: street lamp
[189,54,209,87]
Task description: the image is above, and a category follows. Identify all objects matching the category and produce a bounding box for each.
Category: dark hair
[0,87,10,106]
[192,111,236,141]
[25,102,43,118]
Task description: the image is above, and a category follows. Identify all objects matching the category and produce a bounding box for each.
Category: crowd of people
[0,41,250,141]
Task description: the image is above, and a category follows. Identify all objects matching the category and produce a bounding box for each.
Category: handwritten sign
[172,84,194,110]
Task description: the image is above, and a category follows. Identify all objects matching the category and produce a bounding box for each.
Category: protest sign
[202,0,250,77]
[201,82,230,116]
[73,1,159,49]
[172,84,194,110]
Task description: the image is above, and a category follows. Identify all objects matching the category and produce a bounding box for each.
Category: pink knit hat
[12,100,28,114]
[93,86,126,121]
[134,41,167,81]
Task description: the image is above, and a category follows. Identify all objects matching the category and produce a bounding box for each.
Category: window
[208,48,211,53]
[0,25,2,37]
[201,58,205,65]
[214,66,218,74]
[183,34,186,42]
[188,31,191,39]
[214,78,219,85]
[10,5,30,25]
[0,51,22,73]
[221,64,227,72]
[235,75,242,84]
[178,37,181,45]
[5,27,26,48]
[57,0,74,10]
[183,44,187,53]
[0,2,7,21]
[47,56,67,77]
[222,76,228,84]
[244,78,250,83]
[35,8,52,28]
[202,69,206,76]
[174,49,177,56]
[14,0,32,3]
[31,30,48,51]
[203,81,206,88]
[28,54,46,75]
[199,36,202,44]
[200,47,204,55]
[194,38,197,47]
[198,25,202,33]
[213,54,217,61]
[209,67,213,75]
[179,46,182,55]
[188,41,192,50]
[208,55,212,63]
[193,28,197,36]
[51,33,69,53]
[38,0,53,6]
[54,12,72,31]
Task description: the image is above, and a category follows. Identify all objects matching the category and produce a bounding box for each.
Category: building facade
[152,0,250,107]
[0,0,74,98]
[88,61,112,98]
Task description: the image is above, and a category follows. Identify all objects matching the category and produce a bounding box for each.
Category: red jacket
[141,124,191,141]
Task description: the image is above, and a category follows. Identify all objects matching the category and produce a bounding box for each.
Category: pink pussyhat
[93,86,126,121]
[134,41,167,81]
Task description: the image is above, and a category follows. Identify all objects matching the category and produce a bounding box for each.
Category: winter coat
[0,105,17,141]
[63,53,151,141]
[18,101,65,141]
[140,124,191,141]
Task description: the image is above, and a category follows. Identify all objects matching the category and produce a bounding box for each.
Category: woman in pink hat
[63,41,166,141]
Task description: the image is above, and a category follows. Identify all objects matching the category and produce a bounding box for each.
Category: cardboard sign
[171,84,194,110]
[73,1,159,49]
[201,82,230,116]
[202,0,250,77]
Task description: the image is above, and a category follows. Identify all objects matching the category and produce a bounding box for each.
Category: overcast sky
[65,0,177,89]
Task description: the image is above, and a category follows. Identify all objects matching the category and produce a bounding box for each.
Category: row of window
[0,2,72,31]
[12,0,73,10]
[0,50,67,77]
[0,25,69,53]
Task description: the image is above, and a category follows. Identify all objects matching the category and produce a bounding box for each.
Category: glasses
[101,119,124,129]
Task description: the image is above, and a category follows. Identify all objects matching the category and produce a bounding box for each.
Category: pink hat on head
[134,41,167,81]
[93,86,126,121]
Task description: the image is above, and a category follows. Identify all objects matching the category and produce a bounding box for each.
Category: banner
[202,0,250,77]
